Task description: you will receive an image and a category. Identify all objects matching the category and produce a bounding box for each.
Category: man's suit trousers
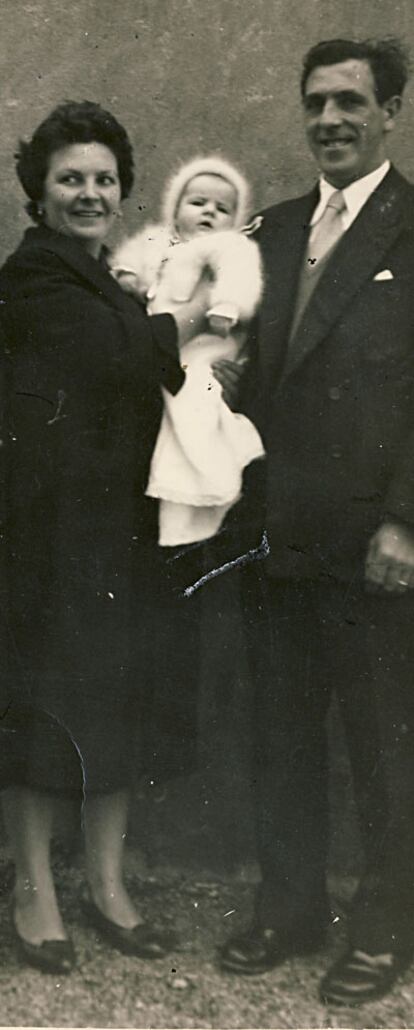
[242,568,414,953]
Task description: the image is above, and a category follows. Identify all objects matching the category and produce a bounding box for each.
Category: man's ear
[383,94,402,133]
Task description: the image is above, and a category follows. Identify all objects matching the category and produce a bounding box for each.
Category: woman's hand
[113,270,146,301]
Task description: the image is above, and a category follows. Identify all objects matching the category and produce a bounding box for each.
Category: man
[215,38,414,1005]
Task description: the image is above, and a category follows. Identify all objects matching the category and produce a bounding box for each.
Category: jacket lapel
[259,189,317,383]
[281,167,409,382]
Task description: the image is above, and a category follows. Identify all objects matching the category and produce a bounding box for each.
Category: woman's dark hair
[16,100,134,222]
[301,38,410,104]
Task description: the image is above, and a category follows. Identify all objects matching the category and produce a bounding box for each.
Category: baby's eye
[218,205,230,214]
[190,198,204,206]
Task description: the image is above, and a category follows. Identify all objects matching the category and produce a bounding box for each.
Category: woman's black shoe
[12,902,76,975]
[82,896,175,958]
[13,919,76,975]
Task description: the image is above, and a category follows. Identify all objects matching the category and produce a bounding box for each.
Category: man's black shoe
[219,924,326,975]
[320,947,413,1006]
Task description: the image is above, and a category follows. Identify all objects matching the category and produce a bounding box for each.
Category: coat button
[331,444,343,459]
[328,386,341,400]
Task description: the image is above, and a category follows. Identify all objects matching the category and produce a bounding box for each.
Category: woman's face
[42,142,122,257]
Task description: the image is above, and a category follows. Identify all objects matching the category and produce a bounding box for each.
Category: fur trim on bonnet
[162,155,251,233]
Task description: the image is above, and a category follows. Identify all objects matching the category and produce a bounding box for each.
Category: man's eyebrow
[304,89,365,104]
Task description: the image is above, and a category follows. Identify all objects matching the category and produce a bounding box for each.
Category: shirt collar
[311,160,391,225]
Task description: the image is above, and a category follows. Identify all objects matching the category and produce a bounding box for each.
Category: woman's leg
[83,790,141,929]
[2,786,67,943]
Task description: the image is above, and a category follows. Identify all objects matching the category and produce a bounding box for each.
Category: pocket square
[373,269,394,281]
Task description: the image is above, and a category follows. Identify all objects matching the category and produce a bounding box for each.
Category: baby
[112,155,264,547]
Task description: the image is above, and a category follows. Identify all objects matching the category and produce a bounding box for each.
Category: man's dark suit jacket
[246,166,414,581]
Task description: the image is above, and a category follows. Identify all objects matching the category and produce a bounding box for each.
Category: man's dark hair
[301,38,410,104]
[16,100,134,222]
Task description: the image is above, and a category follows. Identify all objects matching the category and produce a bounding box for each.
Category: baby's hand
[208,314,236,337]
[207,303,238,337]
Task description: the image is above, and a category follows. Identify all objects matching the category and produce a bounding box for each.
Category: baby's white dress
[112,227,265,545]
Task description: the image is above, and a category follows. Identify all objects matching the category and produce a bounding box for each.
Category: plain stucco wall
[1,0,414,866]
[1,0,414,265]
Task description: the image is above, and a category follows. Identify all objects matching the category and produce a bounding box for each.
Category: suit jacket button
[331,444,343,459]
[328,386,341,400]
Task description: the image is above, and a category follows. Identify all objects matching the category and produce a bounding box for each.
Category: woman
[0,101,205,974]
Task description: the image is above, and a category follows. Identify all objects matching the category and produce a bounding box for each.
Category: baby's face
[175,174,237,239]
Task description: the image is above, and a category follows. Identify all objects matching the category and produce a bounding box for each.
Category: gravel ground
[1,850,414,1030]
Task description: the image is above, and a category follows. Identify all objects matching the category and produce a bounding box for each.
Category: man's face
[303,59,397,187]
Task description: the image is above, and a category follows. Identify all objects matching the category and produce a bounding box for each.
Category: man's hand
[365,521,414,594]
[211,358,247,409]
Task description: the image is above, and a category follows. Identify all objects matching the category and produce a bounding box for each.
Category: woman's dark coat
[0,225,186,793]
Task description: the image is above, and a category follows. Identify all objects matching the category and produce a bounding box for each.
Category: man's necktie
[288,189,346,345]
[307,189,346,267]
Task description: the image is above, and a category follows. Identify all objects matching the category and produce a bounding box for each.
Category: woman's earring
[37,203,45,219]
